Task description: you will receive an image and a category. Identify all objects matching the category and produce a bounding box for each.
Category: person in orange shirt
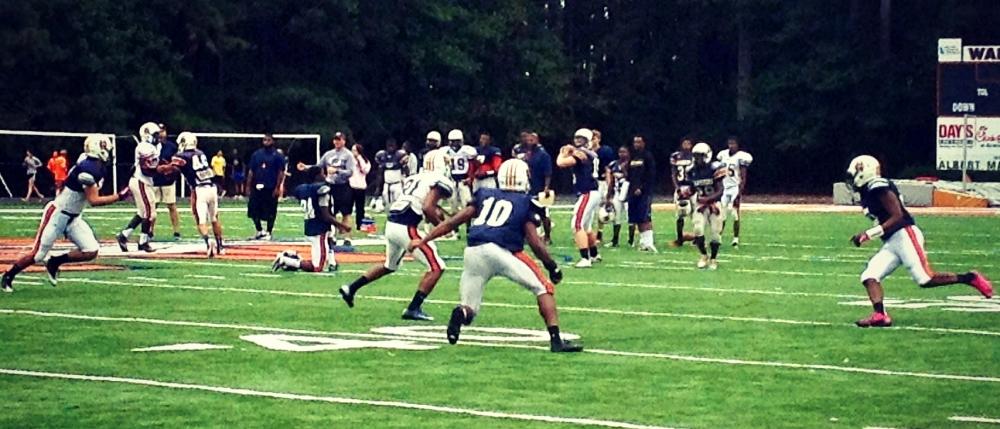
[47,150,69,195]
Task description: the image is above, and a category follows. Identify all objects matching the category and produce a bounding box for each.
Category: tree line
[1,0,998,193]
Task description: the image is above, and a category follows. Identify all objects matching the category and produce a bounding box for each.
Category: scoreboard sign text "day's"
[936,117,1000,171]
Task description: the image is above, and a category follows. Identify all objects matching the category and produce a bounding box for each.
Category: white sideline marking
[949,416,1000,424]
[3,308,1000,385]
[132,343,232,352]
[186,274,226,280]
[62,277,1000,338]
[0,368,678,429]
[127,276,168,283]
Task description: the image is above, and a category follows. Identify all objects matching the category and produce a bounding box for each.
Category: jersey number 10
[472,197,513,227]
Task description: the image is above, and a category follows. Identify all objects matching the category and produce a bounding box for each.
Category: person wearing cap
[298,131,356,246]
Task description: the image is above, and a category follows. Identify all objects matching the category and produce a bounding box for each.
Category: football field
[0,202,998,429]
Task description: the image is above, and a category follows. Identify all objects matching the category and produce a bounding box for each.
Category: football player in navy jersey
[603,145,630,247]
[3,136,126,292]
[846,155,992,327]
[339,150,454,321]
[172,132,225,257]
[472,131,503,191]
[410,159,581,353]
[272,166,352,273]
[687,142,727,270]
[556,128,602,268]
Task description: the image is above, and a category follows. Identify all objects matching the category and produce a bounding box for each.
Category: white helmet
[692,142,712,164]
[497,159,531,193]
[597,203,615,224]
[83,135,113,162]
[423,148,450,173]
[574,128,593,146]
[177,132,198,151]
[447,129,464,142]
[846,155,881,190]
[139,122,160,144]
[426,131,442,147]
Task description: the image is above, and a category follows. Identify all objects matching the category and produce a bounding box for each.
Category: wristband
[865,225,885,240]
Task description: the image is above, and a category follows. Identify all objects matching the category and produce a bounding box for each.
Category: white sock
[280,256,301,268]
[121,228,134,237]
[139,233,149,245]
[640,230,653,247]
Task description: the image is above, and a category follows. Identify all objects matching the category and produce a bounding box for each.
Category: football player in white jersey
[443,129,477,237]
[339,149,454,321]
[117,122,179,252]
[3,136,126,292]
[715,136,753,247]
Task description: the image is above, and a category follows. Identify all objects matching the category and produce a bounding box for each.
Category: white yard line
[45,278,1000,338]
[185,274,227,280]
[0,368,679,429]
[2,308,999,385]
[948,416,1000,424]
[127,276,169,283]
[242,273,281,278]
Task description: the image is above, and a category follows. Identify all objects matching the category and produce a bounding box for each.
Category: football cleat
[44,259,60,286]
[574,258,592,268]
[592,254,603,263]
[138,243,156,253]
[252,231,266,240]
[639,244,658,253]
[551,339,584,353]
[339,285,355,308]
[116,233,129,252]
[401,308,434,321]
[271,253,284,272]
[969,271,994,299]
[856,312,892,328]
[731,237,740,247]
[173,232,181,241]
[2,275,13,293]
[697,255,709,269]
[447,306,465,344]
[216,243,226,255]
[708,259,718,270]
[261,232,272,241]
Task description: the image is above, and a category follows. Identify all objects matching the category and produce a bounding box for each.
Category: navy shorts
[627,194,652,224]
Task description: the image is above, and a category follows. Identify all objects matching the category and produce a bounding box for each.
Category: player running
[687,142,726,270]
[272,166,352,273]
[172,132,225,257]
[846,155,993,327]
[339,150,454,321]
[716,136,753,247]
[3,135,125,292]
[557,128,602,268]
[117,122,177,252]
[409,159,581,352]
[603,145,630,248]
[670,137,695,247]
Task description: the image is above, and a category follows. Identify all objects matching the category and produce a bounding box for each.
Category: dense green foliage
[1,0,999,191]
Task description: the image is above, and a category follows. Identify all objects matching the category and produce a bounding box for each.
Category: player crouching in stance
[846,155,992,327]
[557,128,602,268]
[273,166,352,273]
[117,122,176,253]
[688,143,726,270]
[409,159,582,353]
[3,136,125,292]
[339,150,453,321]
[172,132,225,257]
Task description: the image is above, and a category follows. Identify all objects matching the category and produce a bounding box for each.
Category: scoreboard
[936,39,1000,171]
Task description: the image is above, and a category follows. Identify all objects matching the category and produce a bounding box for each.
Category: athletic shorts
[129,177,159,220]
[627,193,653,224]
[30,202,99,264]
[331,184,353,217]
[459,243,554,313]
[861,225,934,285]
[383,222,446,272]
[154,183,177,205]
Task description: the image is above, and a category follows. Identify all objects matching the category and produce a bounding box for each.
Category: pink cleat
[969,271,994,299]
[856,312,892,328]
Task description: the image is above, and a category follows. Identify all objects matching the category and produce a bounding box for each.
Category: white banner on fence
[936,116,1000,171]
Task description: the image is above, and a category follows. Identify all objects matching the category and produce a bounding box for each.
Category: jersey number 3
[472,197,513,227]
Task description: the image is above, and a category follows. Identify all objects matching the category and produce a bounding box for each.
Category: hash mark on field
[0,368,679,429]
[127,276,168,283]
[242,273,281,278]
[62,278,1000,338]
[3,308,1000,385]
[185,274,226,280]
[949,416,1000,424]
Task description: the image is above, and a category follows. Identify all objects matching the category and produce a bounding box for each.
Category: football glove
[851,225,885,247]
[117,186,132,201]
[544,260,563,284]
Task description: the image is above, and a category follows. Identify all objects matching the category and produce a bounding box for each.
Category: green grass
[0,202,998,428]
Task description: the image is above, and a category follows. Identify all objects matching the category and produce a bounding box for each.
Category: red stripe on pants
[139,182,152,220]
[904,226,935,277]
[574,193,590,230]
[408,226,441,272]
[513,251,554,294]
[30,205,57,259]
[316,232,327,272]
